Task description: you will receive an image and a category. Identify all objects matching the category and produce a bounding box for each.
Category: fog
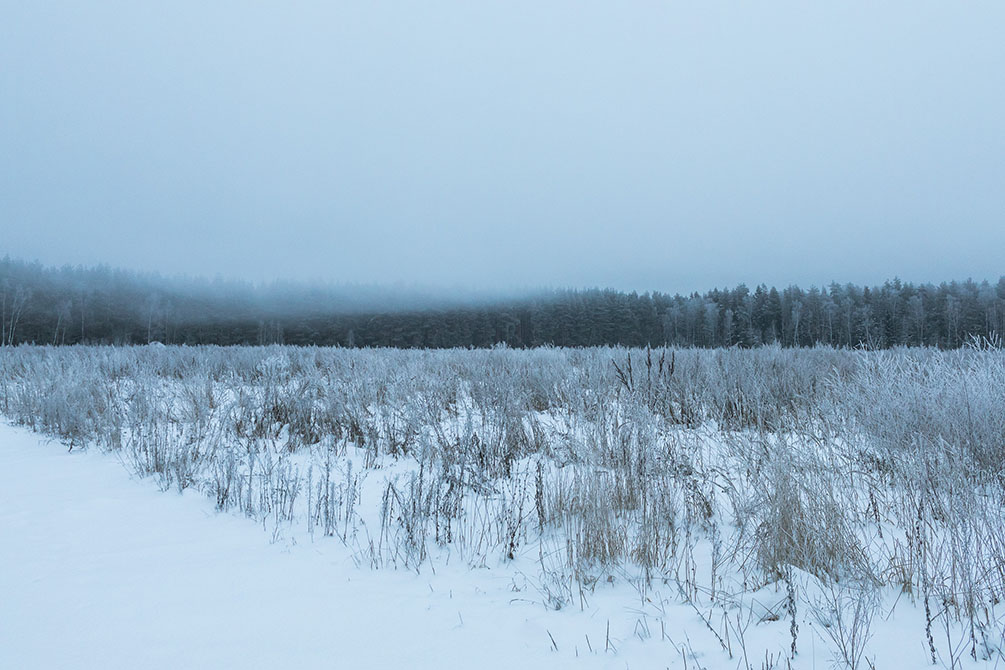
[2,2,1003,293]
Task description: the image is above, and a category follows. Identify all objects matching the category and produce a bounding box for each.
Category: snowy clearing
[0,419,963,670]
[2,346,1004,669]
[1,421,617,669]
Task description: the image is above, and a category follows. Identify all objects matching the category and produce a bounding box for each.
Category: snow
[1,420,997,669]
[0,422,651,669]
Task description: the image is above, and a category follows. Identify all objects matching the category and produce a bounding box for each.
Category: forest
[1,256,1003,348]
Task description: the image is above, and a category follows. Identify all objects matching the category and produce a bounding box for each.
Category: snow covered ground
[5,418,996,669]
[3,345,1004,669]
[0,421,684,669]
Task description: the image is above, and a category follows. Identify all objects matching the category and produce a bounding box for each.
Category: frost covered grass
[2,344,1004,668]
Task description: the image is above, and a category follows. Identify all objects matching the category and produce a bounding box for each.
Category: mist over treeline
[1,257,1002,349]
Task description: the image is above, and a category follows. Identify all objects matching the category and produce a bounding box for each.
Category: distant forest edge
[1,258,1003,349]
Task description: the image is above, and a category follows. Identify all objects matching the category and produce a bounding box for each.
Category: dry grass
[2,343,1004,666]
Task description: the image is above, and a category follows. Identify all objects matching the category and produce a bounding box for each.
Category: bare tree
[1,281,31,346]
[51,300,67,345]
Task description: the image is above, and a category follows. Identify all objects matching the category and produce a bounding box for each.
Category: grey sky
[2,1,1003,293]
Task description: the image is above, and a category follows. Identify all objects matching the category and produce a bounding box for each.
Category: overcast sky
[2,2,1003,294]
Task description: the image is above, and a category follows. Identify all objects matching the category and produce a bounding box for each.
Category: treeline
[1,257,1003,348]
